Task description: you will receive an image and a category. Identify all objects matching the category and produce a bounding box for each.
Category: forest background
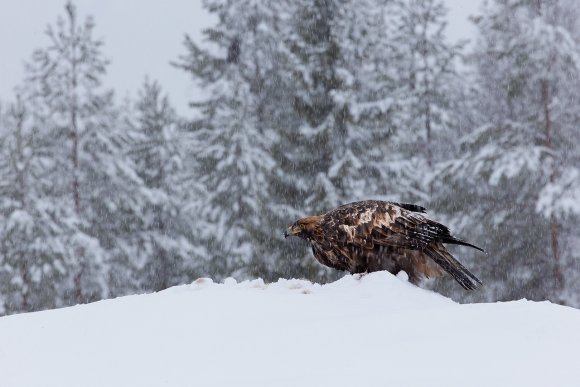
[0,0,579,315]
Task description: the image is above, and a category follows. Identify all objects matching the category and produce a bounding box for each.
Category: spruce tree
[22,1,135,304]
[435,0,580,304]
[120,78,201,292]
[392,0,465,202]
[0,97,85,314]
[175,0,281,280]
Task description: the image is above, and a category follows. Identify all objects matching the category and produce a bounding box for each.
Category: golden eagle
[285,200,483,290]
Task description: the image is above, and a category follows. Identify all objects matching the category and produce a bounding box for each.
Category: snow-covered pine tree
[282,0,464,210]
[245,0,407,281]
[531,0,580,306]
[234,2,311,280]
[391,0,465,203]
[384,0,477,295]
[284,0,347,211]
[280,0,465,281]
[173,0,463,282]
[118,78,202,293]
[0,97,89,314]
[435,0,580,305]
[174,0,280,280]
[263,0,408,281]
[283,0,378,210]
[22,1,139,305]
[255,0,352,281]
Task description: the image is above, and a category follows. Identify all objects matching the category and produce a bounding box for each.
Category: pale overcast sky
[0,0,481,116]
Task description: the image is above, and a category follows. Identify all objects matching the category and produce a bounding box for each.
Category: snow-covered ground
[1,272,579,387]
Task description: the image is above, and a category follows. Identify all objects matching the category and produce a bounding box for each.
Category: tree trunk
[72,108,79,213]
[14,98,27,208]
[74,266,84,304]
[65,2,80,214]
[421,22,433,197]
[67,3,83,301]
[541,79,563,289]
[69,8,80,214]
[21,259,30,312]
[154,157,168,291]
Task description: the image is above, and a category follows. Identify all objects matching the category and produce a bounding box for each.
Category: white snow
[0,271,579,387]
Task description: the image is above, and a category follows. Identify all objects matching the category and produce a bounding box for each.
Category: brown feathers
[286,200,483,290]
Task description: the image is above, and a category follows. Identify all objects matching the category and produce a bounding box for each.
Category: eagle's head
[284,216,321,240]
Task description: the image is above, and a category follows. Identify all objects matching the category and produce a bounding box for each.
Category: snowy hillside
[1,272,579,387]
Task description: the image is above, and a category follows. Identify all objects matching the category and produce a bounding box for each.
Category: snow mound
[1,271,579,387]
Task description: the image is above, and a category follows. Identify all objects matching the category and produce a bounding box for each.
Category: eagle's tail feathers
[425,246,482,290]
[441,236,485,253]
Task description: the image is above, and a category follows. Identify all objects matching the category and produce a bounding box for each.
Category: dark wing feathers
[325,201,439,250]
[390,202,427,213]
[390,211,485,253]
[440,235,485,253]
[318,200,482,290]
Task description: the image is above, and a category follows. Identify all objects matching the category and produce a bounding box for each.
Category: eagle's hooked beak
[284,225,299,238]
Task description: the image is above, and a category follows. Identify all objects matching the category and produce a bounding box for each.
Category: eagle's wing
[372,209,449,249]
[323,200,483,290]
[376,206,482,289]
[321,201,425,248]
[371,204,483,252]
[310,243,351,272]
